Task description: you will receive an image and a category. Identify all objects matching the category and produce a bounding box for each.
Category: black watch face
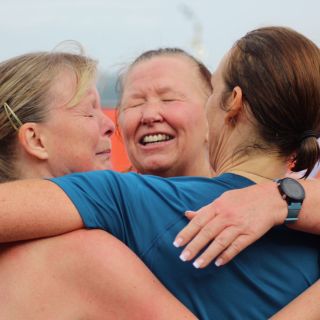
[281,178,305,201]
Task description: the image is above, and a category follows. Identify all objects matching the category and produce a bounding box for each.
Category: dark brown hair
[222,26,320,177]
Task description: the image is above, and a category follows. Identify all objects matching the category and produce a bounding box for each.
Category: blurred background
[2,0,320,106]
[2,0,319,173]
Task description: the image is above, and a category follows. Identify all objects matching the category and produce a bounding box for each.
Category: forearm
[288,179,320,234]
[0,179,83,242]
[270,280,320,320]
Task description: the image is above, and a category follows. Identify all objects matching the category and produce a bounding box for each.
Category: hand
[173,182,287,268]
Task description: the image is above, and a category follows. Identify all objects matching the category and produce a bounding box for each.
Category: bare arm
[270,280,320,320]
[0,229,196,319]
[0,179,83,242]
[289,179,320,233]
[79,230,197,319]
[174,179,320,268]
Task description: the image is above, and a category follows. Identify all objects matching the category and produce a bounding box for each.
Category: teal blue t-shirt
[51,171,319,320]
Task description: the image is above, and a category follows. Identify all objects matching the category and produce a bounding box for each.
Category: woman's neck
[211,119,288,183]
[216,153,287,183]
[15,154,53,180]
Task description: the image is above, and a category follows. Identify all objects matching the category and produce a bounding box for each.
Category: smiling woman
[117,48,213,177]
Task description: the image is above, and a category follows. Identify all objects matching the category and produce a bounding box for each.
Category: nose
[140,104,163,126]
[100,110,115,137]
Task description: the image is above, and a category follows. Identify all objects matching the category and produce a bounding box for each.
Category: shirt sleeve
[49,170,186,255]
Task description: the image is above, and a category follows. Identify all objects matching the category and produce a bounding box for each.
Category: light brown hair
[0,48,97,182]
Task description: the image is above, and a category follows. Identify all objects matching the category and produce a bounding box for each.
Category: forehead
[48,69,78,108]
[48,69,97,110]
[211,56,228,87]
[212,53,229,79]
[123,55,201,94]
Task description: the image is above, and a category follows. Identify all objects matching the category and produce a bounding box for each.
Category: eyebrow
[157,86,175,94]
[125,92,145,100]
[157,86,186,99]
[125,86,183,100]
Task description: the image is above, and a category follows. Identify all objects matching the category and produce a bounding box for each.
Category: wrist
[275,178,305,224]
[271,181,288,225]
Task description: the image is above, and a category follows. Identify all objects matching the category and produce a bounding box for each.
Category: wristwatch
[276,178,305,223]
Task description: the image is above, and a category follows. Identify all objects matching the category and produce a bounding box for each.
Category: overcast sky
[1,0,319,73]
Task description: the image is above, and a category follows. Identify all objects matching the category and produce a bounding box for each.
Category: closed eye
[162,99,176,102]
[129,103,143,108]
[124,101,144,109]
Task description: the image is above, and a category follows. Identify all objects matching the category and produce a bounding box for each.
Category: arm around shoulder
[0,179,83,242]
[290,179,320,234]
[270,280,320,320]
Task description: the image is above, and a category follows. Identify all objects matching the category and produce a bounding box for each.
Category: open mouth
[140,134,174,146]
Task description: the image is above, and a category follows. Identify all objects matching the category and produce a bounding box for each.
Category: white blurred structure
[178,4,207,61]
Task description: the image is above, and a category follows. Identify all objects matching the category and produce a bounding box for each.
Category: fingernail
[173,237,183,248]
[193,258,204,269]
[215,258,223,267]
[179,250,191,261]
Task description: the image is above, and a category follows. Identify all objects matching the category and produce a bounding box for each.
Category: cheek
[91,126,103,148]
[119,110,140,140]
[183,103,207,132]
[77,122,101,150]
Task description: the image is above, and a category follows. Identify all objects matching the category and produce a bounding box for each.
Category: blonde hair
[0,46,97,182]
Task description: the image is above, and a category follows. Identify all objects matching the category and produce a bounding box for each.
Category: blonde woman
[0,50,194,319]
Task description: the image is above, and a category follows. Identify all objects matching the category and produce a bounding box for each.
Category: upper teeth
[142,134,171,144]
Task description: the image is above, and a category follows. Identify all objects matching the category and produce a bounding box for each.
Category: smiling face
[118,55,212,177]
[40,69,115,176]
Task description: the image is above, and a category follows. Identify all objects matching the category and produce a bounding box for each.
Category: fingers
[177,226,255,269]
[213,235,253,267]
[173,204,216,248]
[173,184,279,269]
[178,218,226,263]
[185,211,197,220]
[191,227,241,268]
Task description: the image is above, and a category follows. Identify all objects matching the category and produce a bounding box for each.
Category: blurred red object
[104,109,131,172]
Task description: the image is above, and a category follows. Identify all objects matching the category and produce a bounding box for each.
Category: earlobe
[225,86,244,125]
[18,123,49,160]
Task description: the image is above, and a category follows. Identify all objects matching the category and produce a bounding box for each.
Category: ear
[18,123,49,160]
[224,86,244,125]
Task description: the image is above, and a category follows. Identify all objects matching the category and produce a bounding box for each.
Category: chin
[90,162,113,171]
[105,164,113,170]
[100,163,113,171]
[139,163,173,176]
